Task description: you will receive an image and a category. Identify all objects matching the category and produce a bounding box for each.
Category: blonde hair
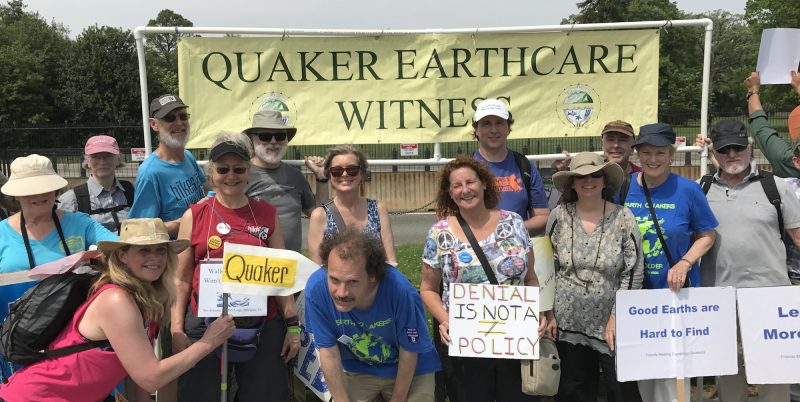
[90,246,176,323]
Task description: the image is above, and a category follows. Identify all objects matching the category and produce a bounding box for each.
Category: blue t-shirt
[128,150,206,221]
[473,150,548,219]
[304,266,441,378]
[624,173,718,289]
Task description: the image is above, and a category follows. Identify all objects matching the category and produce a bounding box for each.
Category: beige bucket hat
[97,218,189,253]
[551,152,624,194]
[1,154,68,197]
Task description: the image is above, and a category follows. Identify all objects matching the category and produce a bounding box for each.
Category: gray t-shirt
[246,163,315,252]
[700,163,800,288]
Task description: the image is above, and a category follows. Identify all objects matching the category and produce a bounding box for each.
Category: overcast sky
[23,0,748,37]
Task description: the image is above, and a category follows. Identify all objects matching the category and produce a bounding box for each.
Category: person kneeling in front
[304,228,441,402]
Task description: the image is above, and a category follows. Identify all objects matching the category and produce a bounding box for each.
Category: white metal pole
[699,18,714,177]
[133,28,153,156]
[433,143,442,161]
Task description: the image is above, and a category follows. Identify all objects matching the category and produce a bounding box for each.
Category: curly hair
[320,228,387,282]
[435,155,499,219]
[90,246,176,324]
[323,145,369,179]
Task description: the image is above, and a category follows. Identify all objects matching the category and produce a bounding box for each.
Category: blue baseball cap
[634,123,676,148]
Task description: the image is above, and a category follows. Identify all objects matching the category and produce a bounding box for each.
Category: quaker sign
[448,283,540,360]
[197,259,269,317]
[221,243,317,296]
[615,287,738,381]
[737,286,800,384]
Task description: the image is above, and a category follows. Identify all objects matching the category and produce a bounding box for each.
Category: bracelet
[287,327,301,334]
[316,176,329,183]
[746,90,759,100]
[680,258,692,266]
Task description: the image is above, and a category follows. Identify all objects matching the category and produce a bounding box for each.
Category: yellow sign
[179,30,659,147]
[223,253,296,288]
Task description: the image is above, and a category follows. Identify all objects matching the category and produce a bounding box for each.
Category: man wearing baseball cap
[700,119,800,402]
[128,94,205,237]
[59,135,134,234]
[471,98,549,234]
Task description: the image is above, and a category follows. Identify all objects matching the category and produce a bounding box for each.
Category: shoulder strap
[120,180,135,207]
[756,170,784,235]
[641,179,679,274]
[699,174,714,195]
[44,339,112,360]
[73,183,91,214]
[511,151,533,216]
[547,218,559,239]
[618,173,632,205]
[455,214,499,285]
[21,209,71,269]
[323,200,347,233]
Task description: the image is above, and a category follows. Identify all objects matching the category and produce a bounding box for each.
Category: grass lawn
[394,242,424,287]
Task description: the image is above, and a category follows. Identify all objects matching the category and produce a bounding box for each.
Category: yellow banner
[178,30,659,147]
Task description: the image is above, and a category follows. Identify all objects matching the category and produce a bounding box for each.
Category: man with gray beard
[700,120,800,402]
[128,94,206,237]
[245,110,328,253]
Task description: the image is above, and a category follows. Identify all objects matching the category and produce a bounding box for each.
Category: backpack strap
[618,173,633,205]
[120,180,135,207]
[73,183,91,214]
[755,170,783,236]
[699,174,714,195]
[322,200,347,234]
[43,339,111,360]
[511,151,533,217]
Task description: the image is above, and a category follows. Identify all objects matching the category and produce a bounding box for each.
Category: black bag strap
[73,183,91,214]
[44,339,111,360]
[511,151,533,217]
[641,177,677,268]
[455,214,499,285]
[618,172,633,205]
[699,174,714,195]
[119,180,135,207]
[755,170,784,236]
[322,200,347,234]
[21,208,71,269]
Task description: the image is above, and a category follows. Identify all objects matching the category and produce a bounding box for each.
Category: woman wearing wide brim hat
[0,155,117,325]
[0,218,235,401]
[547,152,645,402]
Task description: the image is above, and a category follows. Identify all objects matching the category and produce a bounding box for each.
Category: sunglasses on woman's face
[161,112,190,123]
[329,165,361,177]
[576,171,604,179]
[215,166,248,175]
[255,132,287,142]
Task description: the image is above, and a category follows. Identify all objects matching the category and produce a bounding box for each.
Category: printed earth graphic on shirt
[347,333,394,365]
[635,214,667,273]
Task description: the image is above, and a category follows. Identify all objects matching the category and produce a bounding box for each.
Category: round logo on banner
[216,222,231,235]
[556,84,601,129]
[207,236,222,250]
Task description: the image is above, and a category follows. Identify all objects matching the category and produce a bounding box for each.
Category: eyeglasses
[715,144,747,154]
[215,166,248,175]
[329,166,361,177]
[255,132,287,142]
[161,113,190,123]
[576,171,604,179]
[87,154,114,161]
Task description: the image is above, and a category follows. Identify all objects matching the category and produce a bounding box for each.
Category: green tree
[146,9,193,94]
[0,0,70,125]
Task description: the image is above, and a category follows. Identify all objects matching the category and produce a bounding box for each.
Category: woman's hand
[543,310,557,341]
[667,260,691,292]
[438,319,451,345]
[198,315,235,349]
[605,314,616,352]
[281,329,301,362]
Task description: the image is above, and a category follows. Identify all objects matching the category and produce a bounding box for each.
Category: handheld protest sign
[531,236,555,311]
[290,292,332,402]
[448,283,540,359]
[615,287,737,382]
[197,259,268,317]
[221,243,318,296]
[737,286,800,384]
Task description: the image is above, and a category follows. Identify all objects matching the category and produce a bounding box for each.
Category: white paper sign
[197,259,268,317]
[737,286,800,384]
[756,28,800,85]
[290,292,332,401]
[615,287,738,381]
[448,283,540,359]
[531,236,555,311]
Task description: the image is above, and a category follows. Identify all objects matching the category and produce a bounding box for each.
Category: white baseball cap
[473,99,510,122]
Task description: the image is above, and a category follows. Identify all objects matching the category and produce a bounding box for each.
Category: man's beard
[721,159,749,175]
[158,128,190,149]
[254,143,287,165]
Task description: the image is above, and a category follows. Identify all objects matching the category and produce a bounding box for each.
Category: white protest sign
[615,287,738,381]
[737,286,800,384]
[197,259,269,317]
[448,283,540,359]
[756,28,800,85]
[221,243,319,296]
[531,236,555,311]
[290,292,332,401]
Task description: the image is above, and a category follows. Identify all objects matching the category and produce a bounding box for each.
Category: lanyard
[21,208,71,269]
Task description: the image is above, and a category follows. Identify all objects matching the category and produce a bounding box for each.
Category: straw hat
[551,152,624,194]
[1,154,68,197]
[97,219,189,253]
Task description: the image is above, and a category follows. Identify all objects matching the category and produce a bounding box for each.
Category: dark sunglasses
[255,132,287,142]
[715,144,747,154]
[161,113,190,123]
[576,171,604,179]
[215,166,248,175]
[329,165,361,177]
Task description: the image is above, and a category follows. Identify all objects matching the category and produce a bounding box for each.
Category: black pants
[555,341,641,402]
[433,317,463,402]
[456,357,540,402]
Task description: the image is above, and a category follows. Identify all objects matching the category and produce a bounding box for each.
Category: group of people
[0,68,796,402]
